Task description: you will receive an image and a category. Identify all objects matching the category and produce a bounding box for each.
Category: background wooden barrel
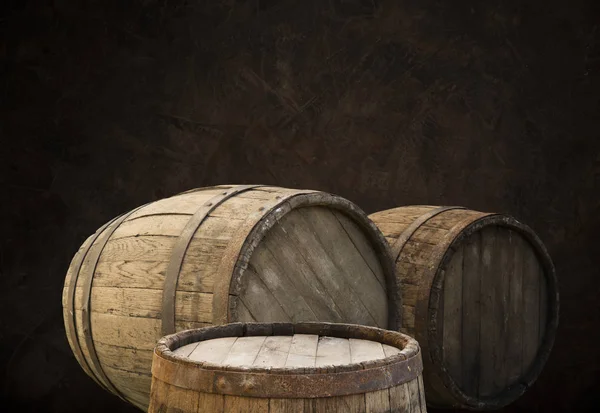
[62,185,399,411]
[369,206,559,410]
[149,322,426,413]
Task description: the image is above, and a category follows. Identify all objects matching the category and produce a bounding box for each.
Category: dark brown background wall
[1,0,599,412]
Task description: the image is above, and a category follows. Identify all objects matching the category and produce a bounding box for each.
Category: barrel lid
[423,213,558,409]
[152,322,423,399]
[173,334,402,369]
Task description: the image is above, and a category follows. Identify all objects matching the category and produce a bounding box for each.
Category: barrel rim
[424,213,559,409]
[218,190,401,331]
[151,322,423,398]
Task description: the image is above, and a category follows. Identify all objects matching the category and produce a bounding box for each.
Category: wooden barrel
[369,206,559,410]
[62,185,399,410]
[149,322,427,413]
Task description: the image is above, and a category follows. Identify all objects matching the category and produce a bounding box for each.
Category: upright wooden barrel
[149,322,427,413]
[62,185,399,410]
[369,206,559,410]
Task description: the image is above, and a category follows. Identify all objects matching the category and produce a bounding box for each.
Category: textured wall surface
[1,0,599,412]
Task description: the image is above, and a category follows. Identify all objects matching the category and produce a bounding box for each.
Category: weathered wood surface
[63,185,397,411]
[460,230,482,398]
[149,322,427,413]
[173,335,391,368]
[285,334,319,368]
[369,206,559,410]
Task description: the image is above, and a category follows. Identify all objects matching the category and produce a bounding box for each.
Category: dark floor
[1,0,599,412]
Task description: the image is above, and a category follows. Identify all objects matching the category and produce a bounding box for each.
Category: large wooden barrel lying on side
[369,206,559,410]
[62,185,399,410]
[149,322,427,413]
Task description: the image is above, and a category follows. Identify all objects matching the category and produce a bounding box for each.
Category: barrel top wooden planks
[149,322,427,413]
[62,185,399,410]
[369,206,559,410]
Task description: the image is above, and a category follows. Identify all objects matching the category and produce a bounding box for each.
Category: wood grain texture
[407,379,423,413]
[171,335,392,368]
[165,385,200,412]
[77,286,214,322]
[172,342,200,358]
[238,269,292,322]
[224,395,269,413]
[308,209,387,313]
[94,343,153,374]
[285,334,319,368]
[221,336,267,367]
[522,240,541,375]
[382,344,402,357]
[148,377,170,413]
[235,299,257,322]
[197,393,225,413]
[248,246,318,322]
[349,338,385,364]
[314,394,366,413]
[418,376,428,410]
[315,336,351,367]
[269,398,312,413]
[64,187,394,410]
[258,223,345,322]
[262,207,385,327]
[186,337,238,364]
[369,206,557,410]
[461,231,482,397]
[365,389,391,412]
[253,336,293,368]
[506,233,524,385]
[494,229,515,391]
[478,226,498,397]
[333,210,386,287]
[442,244,463,388]
[102,366,152,397]
[539,264,548,346]
[389,384,410,413]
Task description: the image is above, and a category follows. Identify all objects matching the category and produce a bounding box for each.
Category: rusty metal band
[211,190,316,325]
[65,215,123,390]
[391,206,466,261]
[80,203,151,400]
[152,351,422,398]
[161,184,264,336]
